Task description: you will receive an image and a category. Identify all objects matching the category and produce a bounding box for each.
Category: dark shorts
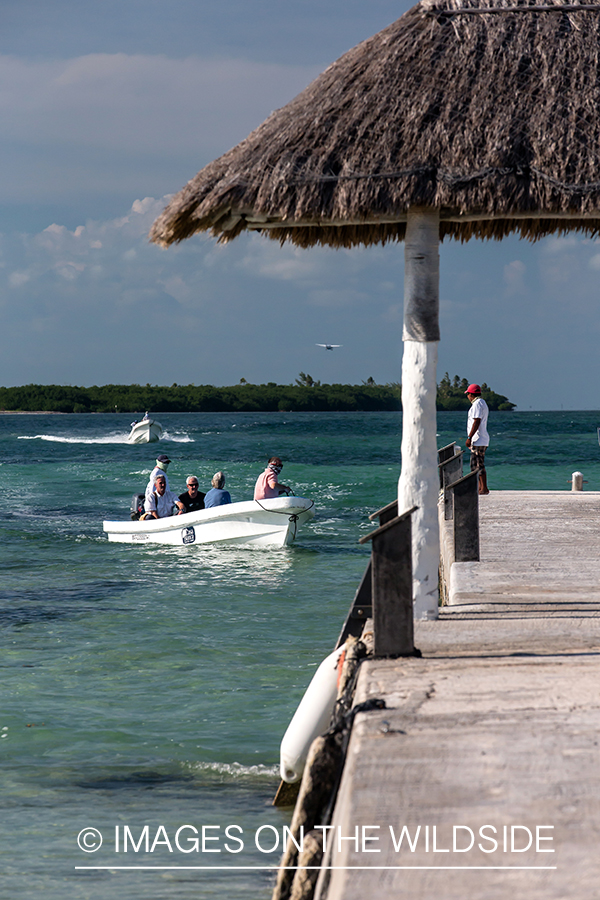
[470,445,487,473]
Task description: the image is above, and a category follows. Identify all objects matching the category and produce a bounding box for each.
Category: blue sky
[1,0,598,409]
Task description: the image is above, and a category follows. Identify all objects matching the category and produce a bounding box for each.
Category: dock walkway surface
[315,491,600,900]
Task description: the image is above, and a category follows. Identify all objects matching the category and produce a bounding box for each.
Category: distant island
[0,375,515,414]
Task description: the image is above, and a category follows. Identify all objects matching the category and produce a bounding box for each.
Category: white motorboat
[127,414,163,444]
[103,496,315,548]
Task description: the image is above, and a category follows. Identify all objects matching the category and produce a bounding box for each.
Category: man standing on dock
[465,384,490,495]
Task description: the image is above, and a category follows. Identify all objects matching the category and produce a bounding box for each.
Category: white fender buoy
[279,647,344,783]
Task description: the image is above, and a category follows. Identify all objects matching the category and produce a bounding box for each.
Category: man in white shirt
[465,383,490,495]
[141,474,186,519]
[145,453,172,503]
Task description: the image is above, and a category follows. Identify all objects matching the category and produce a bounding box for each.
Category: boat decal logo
[132,534,149,541]
[182,525,196,545]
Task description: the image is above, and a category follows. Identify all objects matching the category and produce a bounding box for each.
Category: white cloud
[131,197,161,216]
[1,197,171,302]
[541,235,580,254]
[238,239,322,281]
[159,275,193,303]
[236,237,355,289]
[56,261,85,280]
[503,259,526,293]
[8,271,30,287]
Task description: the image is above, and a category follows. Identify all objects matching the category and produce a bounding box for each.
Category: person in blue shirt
[204,471,232,508]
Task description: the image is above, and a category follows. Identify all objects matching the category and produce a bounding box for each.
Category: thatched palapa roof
[150,0,600,249]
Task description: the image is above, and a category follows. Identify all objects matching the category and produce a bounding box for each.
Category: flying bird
[316,343,342,351]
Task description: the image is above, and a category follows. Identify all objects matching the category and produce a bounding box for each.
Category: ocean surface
[2,409,600,899]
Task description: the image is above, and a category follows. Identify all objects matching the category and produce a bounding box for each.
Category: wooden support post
[359,506,417,657]
[446,470,480,562]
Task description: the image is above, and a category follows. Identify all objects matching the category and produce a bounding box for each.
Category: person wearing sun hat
[465,384,490,495]
[145,453,172,502]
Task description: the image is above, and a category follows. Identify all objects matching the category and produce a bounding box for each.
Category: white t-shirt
[467,397,489,447]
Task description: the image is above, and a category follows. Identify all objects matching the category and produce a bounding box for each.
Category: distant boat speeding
[127,413,163,444]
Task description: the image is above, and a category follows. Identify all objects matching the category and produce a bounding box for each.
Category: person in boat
[141,474,186,519]
[145,454,172,502]
[254,456,290,500]
[179,476,206,513]
[204,471,232,508]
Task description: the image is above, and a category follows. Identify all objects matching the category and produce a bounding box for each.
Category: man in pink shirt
[254,457,290,500]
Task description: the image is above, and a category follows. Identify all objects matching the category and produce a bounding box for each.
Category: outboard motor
[130,493,145,520]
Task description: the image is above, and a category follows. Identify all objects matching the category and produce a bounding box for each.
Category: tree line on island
[0,374,515,414]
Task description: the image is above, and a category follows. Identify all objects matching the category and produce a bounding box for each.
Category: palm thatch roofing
[150,0,600,249]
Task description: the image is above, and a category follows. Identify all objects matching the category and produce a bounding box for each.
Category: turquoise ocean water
[2,409,600,899]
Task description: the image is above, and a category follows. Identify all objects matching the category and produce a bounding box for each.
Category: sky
[1,0,599,410]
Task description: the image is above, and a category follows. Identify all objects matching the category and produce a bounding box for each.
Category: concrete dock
[313,492,600,899]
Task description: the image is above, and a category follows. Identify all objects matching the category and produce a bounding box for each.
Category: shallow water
[2,409,599,898]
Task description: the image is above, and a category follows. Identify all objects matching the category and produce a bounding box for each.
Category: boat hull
[127,419,163,443]
[103,496,315,548]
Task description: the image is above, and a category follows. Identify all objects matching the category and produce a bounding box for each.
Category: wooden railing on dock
[438,444,480,603]
[446,471,480,562]
[438,441,463,490]
[337,501,418,657]
[438,444,479,563]
[438,441,460,487]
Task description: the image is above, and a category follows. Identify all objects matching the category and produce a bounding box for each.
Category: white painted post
[572,471,584,491]
[399,208,440,620]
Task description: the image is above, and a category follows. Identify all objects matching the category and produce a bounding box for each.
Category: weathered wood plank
[313,491,600,900]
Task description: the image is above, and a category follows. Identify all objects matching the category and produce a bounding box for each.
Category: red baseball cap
[464,384,481,394]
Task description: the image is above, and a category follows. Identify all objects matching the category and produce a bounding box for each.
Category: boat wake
[18,431,193,444]
[18,433,132,444]
[161,431,193,443]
